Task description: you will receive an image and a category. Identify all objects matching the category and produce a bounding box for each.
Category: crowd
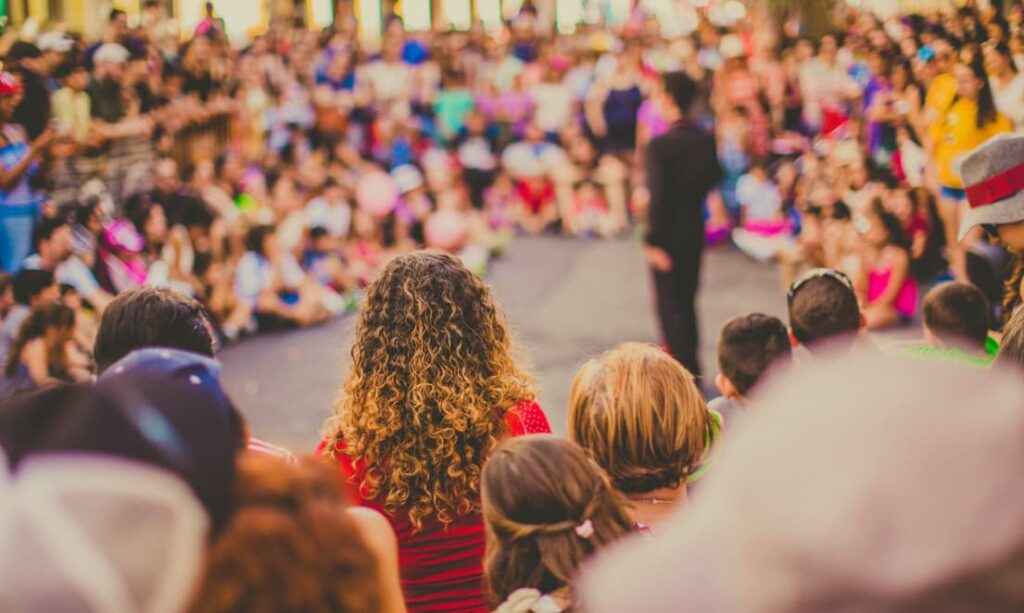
[2,0,1024,611]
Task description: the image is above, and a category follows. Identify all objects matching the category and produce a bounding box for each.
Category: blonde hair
[568,342,715,494]
[324,251,535,531]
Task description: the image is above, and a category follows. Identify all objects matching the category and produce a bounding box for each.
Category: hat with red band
[0,72,23,96]
[958,132,1024,242]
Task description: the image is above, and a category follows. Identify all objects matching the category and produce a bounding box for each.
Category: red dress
[318,400,551,612]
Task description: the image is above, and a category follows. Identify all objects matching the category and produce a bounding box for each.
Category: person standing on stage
[644,72,722,376]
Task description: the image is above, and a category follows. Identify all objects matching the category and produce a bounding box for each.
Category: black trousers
[652,261,701,377]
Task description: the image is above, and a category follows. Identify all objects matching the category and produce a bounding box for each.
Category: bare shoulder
[346,506,398,555]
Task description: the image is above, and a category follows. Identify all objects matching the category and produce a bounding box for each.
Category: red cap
[0,72,23,96]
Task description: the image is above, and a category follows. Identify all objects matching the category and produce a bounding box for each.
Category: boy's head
[12,269,58,307]
[55,60,89,91]
[94,287,216,373]
[568,342,715,495]
[716,314,792,399]
[923,282,990,351]
[788,268,863,353]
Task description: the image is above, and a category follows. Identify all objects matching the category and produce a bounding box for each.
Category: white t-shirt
[991,73,1024,130]
[736,175,781,222]
[22,254,100,299]
[501,141,568,178]
[531,82,574,133]
[305,197,352,238]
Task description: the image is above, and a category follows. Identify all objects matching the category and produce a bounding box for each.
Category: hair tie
[574,519,594,539]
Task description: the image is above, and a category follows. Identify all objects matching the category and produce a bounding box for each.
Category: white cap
[93,43,130,65]
[37,31,73,54]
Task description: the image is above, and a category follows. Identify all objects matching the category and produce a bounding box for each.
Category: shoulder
[345,506,398,557]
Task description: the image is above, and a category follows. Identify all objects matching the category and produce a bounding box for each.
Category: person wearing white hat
[958,132,1024,320]
[958,132,1024,254]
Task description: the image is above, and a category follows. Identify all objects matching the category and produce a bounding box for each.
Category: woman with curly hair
[319,250,550,612]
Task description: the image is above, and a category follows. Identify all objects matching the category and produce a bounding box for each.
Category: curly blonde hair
[325,251,535,530]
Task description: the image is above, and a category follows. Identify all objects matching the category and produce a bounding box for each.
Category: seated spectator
[787,268,865,355]
[903,282,993,366]
[93,287,295,461]
[190,454,405,613]
[483,435,633,612]
[320,251,550,612]
[2,303,88,397]
[0,268,58,366]
[731,160,792,261]
[711,314,793,425]
[234,225,333,331]
[568,342,718,528]
[22,216,112,312]
[580,353,1024,613]
[855,203,917,329]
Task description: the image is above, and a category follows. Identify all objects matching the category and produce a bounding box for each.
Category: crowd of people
[2,0,1024,611]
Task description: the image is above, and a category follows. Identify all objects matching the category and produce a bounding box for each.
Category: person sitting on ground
[94,287,295,462]
[787,268,865,355]
[855,202,917,330]
[568,342,718,529]
[2,303,88,397]
[711,313,793,425]
[22,216,112,312]
[320,251,550,612]
[0,268,58,366]
[483,435,634,613]
[190,454,406,613]
[234,224,334,332]
[903,282,993,366]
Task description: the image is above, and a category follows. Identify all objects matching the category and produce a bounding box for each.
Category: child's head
[860,202,909,251]
[887,188,915,221]
[923,282,990,351]
[482,435,633,607]
[56,61,89,91]
[308,225,334,253]
[568,342,715,495]
[716,314,792,399]
[787,269,863,352]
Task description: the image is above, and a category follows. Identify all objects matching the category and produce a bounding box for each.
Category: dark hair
[54,59,88,81]
[5,303,75,377]
[788,276,862,349]
[717,314,792,395]
[124,193,161,238]
[7,41,42,63]
[0,273,10,298]
[31,217,68,251]
[245,225,276,257]
[309,226,330,241]
[870,201,911,251]
[110,8,126,21]
[482,435,633,607]
[963,56,999,128]
[11,269,55,306]
[661,71,697,115]
[94,287,215,373]
[923,282,990,348]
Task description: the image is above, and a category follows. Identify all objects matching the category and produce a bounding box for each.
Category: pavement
[220,235,786,450]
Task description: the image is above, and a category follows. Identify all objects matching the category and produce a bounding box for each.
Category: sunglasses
[787,268,855,306]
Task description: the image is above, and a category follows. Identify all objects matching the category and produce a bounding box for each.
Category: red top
[317,400,551,612]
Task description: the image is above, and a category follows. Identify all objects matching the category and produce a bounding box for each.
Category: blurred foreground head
[0,348,244,612]
[581,349,1024,613]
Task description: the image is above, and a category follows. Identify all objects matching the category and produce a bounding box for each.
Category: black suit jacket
[644,121,722,263]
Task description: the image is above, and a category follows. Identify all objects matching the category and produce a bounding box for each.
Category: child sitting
[905,282,993,366]
[568,342,719,529]
[483,435,633,612]
[570,179,616,239]
[855,202,917,329]
[731,160,792,261]
[711,313,793,426]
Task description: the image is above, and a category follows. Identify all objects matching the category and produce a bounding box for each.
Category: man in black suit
[644,72,722,377]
